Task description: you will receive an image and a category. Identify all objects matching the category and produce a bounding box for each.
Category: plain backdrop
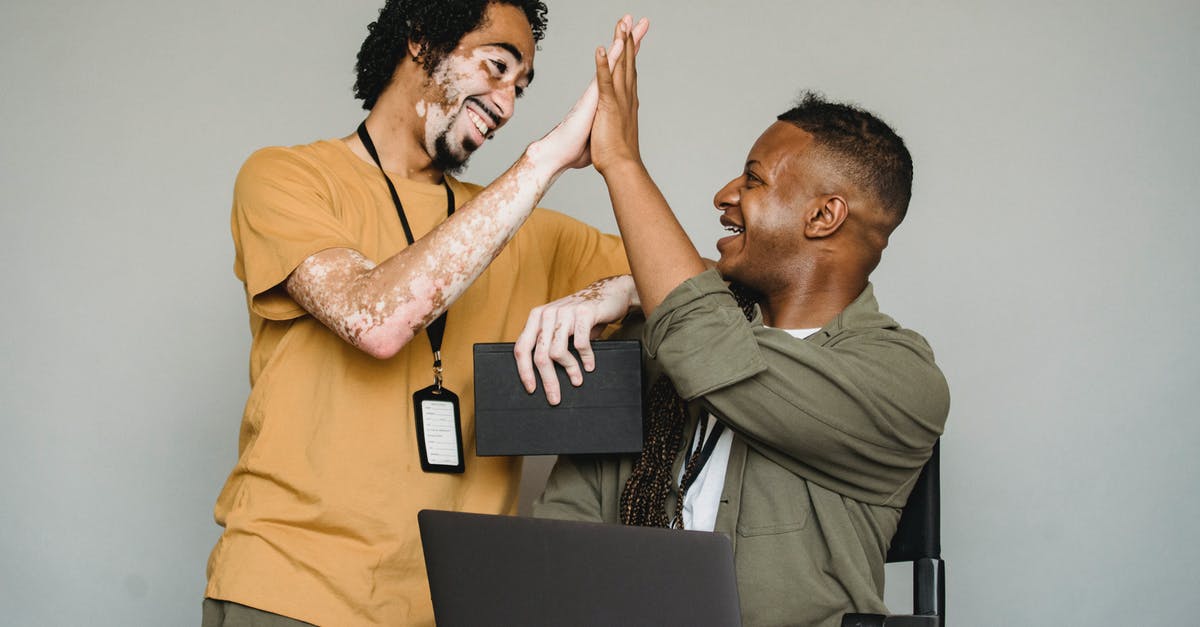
[2,1,1198,625]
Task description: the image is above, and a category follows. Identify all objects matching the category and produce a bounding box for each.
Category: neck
[757,261,868,329]
[343,85,443,184]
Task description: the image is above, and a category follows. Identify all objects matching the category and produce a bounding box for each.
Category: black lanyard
[672,413,727,528]
[356,121,456,385]
[681,415,726,493]
[691,418,724,475]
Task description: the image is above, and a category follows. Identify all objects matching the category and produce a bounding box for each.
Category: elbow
[359,340,400,360]
[355,324,415,360]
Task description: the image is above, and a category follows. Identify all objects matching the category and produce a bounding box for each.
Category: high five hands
[530,15,649,175]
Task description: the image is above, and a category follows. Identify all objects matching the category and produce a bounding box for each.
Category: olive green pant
[201,599,316,627]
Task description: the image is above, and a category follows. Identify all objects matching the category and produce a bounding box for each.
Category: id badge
[413,384,465,473]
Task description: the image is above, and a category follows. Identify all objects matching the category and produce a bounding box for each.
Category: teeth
[724,225,744,234]
[467,109,489,136]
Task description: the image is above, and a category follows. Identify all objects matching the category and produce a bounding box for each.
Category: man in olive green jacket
[514,34,948,627]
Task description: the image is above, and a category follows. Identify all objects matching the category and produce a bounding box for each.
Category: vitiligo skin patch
[286,156,551,359]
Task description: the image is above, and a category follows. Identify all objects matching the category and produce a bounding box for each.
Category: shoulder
[237,140,344,186]
[524,207,596,238]
[820,298,950,425]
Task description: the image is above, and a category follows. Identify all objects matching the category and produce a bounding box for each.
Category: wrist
[523,140,570,184]
[618,274,641,312]
[598,157,646,182]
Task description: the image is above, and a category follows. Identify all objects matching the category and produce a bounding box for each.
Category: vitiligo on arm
[286,157,551,359]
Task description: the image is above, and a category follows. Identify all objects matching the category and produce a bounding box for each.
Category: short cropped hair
[354,0,549,110]
[777,92,913,224]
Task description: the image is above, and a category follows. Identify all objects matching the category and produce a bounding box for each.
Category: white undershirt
[680,327,820,531]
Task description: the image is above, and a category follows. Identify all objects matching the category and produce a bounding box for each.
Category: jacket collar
[807,283,899,346]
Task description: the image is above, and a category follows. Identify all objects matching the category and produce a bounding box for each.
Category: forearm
[288,149,558,358]
[600,160,706,314]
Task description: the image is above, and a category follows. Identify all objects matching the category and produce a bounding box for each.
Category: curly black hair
[354,0,549,110]
[777,92,913,226]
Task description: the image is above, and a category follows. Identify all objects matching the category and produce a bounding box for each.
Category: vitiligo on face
[416,47,524,171]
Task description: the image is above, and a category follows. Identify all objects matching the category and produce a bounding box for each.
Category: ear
[407,39,424,63]
[803,195,849,238]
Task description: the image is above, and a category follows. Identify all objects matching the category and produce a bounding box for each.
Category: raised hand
[590,20,644,176]
[513,274,639,405]
[526,16,649,176]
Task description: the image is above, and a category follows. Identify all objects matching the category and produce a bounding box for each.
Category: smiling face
[713,122,828,292]
[417,3,536,173]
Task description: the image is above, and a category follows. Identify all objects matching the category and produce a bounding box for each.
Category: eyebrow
[486,42,535,85]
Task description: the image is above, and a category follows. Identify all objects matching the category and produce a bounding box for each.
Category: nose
[713,176,741,212]
[491,84,517,124]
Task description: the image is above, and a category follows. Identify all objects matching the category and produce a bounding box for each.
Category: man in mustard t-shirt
[203,3,648,625]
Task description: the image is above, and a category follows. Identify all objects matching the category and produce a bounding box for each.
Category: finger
[611,14,632,44]
[605,26,626,72]
[514,308,544,393]
[611,34,628,105]
[624,31,636,93]
[573,313,597,373]
[548,316,584,387]
[626,32,638,118]
[532,316,562,405]
[631,17,650,52]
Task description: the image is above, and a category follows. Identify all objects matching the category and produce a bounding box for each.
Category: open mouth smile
[464,99,499,141]
[467,108,490,136]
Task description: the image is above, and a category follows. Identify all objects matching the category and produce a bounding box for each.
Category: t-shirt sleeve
[231,147,359,320]
[532,208,629,299]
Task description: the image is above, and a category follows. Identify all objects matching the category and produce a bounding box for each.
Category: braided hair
[619,282,760,529]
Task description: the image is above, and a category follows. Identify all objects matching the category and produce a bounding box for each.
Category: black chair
[842,440,944,627]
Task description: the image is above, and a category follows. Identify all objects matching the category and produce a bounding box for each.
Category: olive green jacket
[533,269,950,627]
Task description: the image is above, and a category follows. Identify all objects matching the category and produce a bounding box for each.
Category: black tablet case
[473,340,643,456]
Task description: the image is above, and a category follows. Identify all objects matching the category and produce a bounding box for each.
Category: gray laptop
[418,510,742,627]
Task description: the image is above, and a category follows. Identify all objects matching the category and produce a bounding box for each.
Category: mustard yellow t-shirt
[206,139,629,626]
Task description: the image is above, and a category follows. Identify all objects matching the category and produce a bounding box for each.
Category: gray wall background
[2,1,1198,625]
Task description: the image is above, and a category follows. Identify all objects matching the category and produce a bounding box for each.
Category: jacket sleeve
[531,454,608,523]
[643,269,949,506]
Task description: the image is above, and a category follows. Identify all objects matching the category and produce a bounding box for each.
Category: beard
[430,128,477,176]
